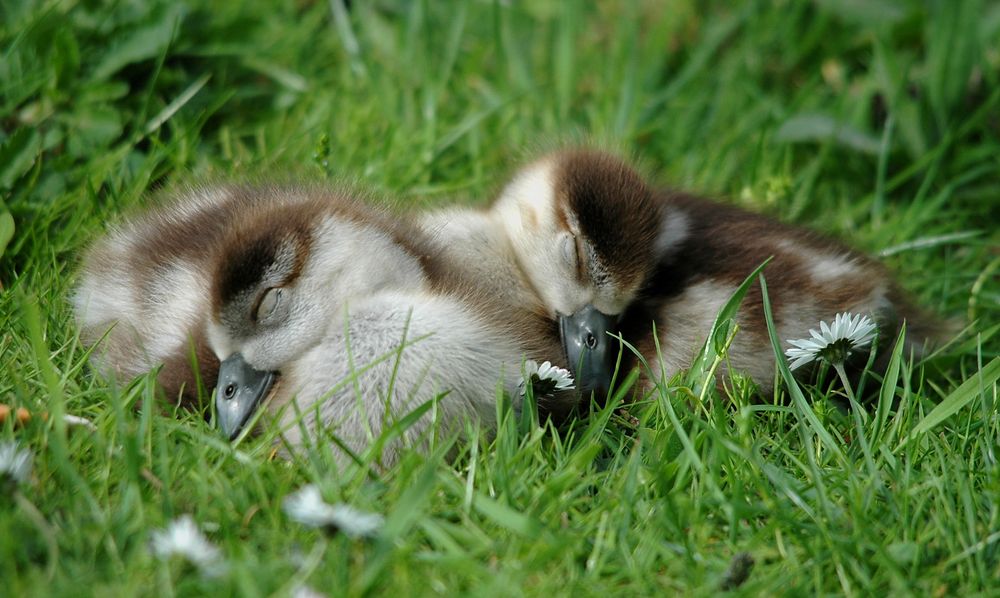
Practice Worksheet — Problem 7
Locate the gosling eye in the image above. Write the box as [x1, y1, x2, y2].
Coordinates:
[559, 233, 578, 270]
[255, 287, 282, 322]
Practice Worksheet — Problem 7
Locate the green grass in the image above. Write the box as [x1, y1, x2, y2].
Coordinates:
[2, 0, 1000, 595]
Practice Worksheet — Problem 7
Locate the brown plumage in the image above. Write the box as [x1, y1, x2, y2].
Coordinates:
[73, 185, 246, 408]
[200, 184, 582, 458]
[75, 183, 395, 409]
[554, 150, 663, 291]
[493, 148, 943, 396]
[76, 182, 576, 427]
[630, 190, 938, 391]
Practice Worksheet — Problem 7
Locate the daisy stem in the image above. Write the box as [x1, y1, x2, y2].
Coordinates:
[832, 363, 857, 406]
[833, 363, 878, 475]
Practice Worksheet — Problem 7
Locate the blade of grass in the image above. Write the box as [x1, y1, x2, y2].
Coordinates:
[758, 275, 846, 461]
[896, 356, 1000, 451]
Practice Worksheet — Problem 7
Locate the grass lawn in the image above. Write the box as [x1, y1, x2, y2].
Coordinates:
[2, 0, 999, 595]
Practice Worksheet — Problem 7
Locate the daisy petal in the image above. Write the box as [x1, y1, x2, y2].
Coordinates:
[150, 515, 226, 577]
[0, 441, 32, 488]
[784, 312, 879, 369]
[284, 484, 383, 539]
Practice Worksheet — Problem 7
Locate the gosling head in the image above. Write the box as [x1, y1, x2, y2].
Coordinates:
[494, 150, 688, 394]
[205, 186, 425, 439]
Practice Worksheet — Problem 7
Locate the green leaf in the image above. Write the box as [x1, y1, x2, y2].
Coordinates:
[931, 324, 1000, 360]
[368, 394, 440, 465]
[926, 0, 982, 125]
[896, 357, 1000, 451]
[887, 541, 920, 565]
[815, 0, 910, 25]
[758, 274, 846, 461]
[0, 207, 13, 259]
[0, 128, 41, 189]
[64, 106, 124, 156]
[687, 257, 772, 389]
[143, 73, 212, 135]
[872, 324, 906, 446]
[91, 5, 186, 81]
[360, 455, 443, 593]
[872, 38, 927, 159]
[241, 58, 308, 93]
[469, 493, 541, 537]
[878, 231, 983, 257]
[380, 459, 439, 540]
[775, 113, 881, 155]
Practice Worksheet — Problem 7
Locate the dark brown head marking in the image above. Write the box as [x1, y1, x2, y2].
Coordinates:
[555, 151, 662, 288]
[211, 210, 314, 323]
[218, 236, 283, 305]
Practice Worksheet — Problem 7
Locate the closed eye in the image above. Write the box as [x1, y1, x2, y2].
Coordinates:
[561, 233, 590, 281]
[575, 236, 590, 280]
[254, 287, 282, 322]
[560, 233, 578, 271]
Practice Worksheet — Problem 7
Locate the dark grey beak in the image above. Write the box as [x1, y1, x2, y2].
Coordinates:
[559, 305, 620, 396]
[216, 353, 276, 440]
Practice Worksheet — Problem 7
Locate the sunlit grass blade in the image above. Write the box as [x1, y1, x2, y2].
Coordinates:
[686, 258, 772, 396]
[758, 274, 845, 461]
[896, 356, 1000, 451]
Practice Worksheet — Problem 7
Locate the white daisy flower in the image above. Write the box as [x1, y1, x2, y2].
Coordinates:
[283, 484, 383, 539]
[519, 359, 576, 396]
[63, 414, 97, 431]
[785, 312, 878, 370]
[150, 515, 226, 577]
[0, 441, 32, 491]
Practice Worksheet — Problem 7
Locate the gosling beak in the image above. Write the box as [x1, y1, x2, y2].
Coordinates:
[558, 305, 620, 396]
[215, 353, 276, 440]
